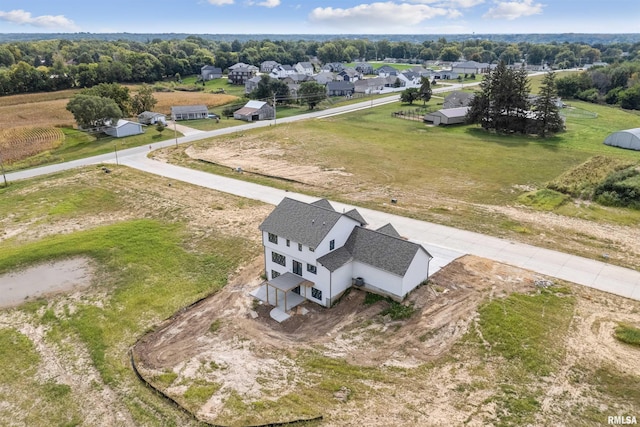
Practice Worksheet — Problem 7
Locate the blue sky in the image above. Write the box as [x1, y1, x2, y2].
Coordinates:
[0, 1, 638, 34]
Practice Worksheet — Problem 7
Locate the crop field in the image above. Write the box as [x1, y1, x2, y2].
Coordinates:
[0, 127, 64, 163]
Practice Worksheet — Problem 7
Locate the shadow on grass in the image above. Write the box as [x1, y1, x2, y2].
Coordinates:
[464, 127, 563, 151]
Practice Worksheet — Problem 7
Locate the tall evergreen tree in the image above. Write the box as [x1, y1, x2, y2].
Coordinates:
[419, 77, 432, 105]
[466, 61, 531, 134]
[533, 71, 565, 137]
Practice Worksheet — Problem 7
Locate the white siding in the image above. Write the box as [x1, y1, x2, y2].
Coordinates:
[315, 216, 360, 258]
[329, 263, 354, 305]
[401, 250, 431, 296]
[352, 262, 403, 299]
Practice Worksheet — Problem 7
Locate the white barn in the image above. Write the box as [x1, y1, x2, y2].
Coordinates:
[104, 120, 144, 138]
[424, 107, 470, 126]
[255, 198, 433, 315]
[604, 128, 640, 151]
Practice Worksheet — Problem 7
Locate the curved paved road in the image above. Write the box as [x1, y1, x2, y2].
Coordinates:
[7, 87, 640, 301]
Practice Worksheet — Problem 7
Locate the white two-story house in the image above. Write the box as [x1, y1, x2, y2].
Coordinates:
[257, 198, 433, 311]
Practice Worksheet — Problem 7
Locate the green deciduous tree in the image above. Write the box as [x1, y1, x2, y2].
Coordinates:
[66, 94, 122, 129]
[298, 81, 327, 110]
[400, 87, 419, 105]
[82, 83, 131, 116]
[130, 84, 158, 115]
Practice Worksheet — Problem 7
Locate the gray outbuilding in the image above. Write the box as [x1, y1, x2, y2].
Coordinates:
[424, 107, 470, 126]
[604, 128, 640, 151]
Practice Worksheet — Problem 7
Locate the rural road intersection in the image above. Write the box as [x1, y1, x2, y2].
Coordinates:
[7, 90, 640, 302]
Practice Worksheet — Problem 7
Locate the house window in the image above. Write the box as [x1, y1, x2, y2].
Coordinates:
[298, 243, 303, 251]
[292, 260, 302, 276]
[330, 239, 335, 250]
[268, 233, 278, 244]
[311, 287, 322, 300]
[286, 239, 290, 247]
[309, 247, 315, 252]
[271, 270, 280, 279]
[272, 251, 285, 266]
[307, 264, 317, 274]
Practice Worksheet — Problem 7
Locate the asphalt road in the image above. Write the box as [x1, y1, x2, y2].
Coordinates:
[7, 80, 640, 301]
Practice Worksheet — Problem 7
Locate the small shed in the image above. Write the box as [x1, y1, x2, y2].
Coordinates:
[424, 107, 470, 126]
[233, 100, 275, 122]
[201, 65, 223, 80]
[604, 128, 640, 151]
[104, 120, 144, 138]
[137, 111, 166, 125]
[171, 105, 208, 121]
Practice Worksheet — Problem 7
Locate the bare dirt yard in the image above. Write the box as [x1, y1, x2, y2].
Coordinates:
[133, 253, 640, 426]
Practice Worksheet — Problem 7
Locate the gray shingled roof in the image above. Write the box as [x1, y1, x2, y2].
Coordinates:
[376, 223, 401, 238]
[344, 209, 367, 225]
[345, 227, 429, 276]
[317, 246, 353, 272]
[171, 105, 208, 115]
[260, 198, 358, 249]
[311, 199, 335, 211]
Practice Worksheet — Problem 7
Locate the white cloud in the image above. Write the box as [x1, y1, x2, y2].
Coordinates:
[207, 0, 234, 5]
[309, 2, 458, 31]
[245, 0, 281, 7]
[0, 9, 77, 29]
[483, 0, 543, 20]
[408, 0, 485, 7]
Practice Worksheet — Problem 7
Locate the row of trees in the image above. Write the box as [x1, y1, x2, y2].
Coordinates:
[555, 62, 640, 110]
[466, 64, 564, 137]
[1, 36, 639, 96]
[66, 83, 157, 129]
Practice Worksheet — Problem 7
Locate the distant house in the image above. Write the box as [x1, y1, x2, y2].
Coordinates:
[260, 60, 280, 73]
[171, 105, 209, 121]
[137, 111, 166, 125]
[337, 68, 361, 82]
[228, 62, 257, 71]
[233, 100, 275, 122]
[354, 77, 386, 94]
[270, 64, 295, 79]
[322, 62, 345, 73]
[326, 81, 355, 97]
[354, 62, 374, 75]
[432, 70, 458, 80]
[313, 71, 336, 85]
[201, 65, 223, 80]
[294, 61, 314, 76]
[444, 91, 475, 109]
[228, 65, 258, 85]
[375, 65, 397, 77]
[424, 107, 470, 126]
[452, 61, 490, 75]
[104, 119, 144, 138]
[244, 75, 262, 94]
[254, 198, 433, 315]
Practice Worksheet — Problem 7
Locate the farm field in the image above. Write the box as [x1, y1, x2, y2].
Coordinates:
[1, 164, 639, 426]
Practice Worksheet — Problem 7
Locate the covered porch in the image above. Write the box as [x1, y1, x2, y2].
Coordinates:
[250, 273, 314, 322]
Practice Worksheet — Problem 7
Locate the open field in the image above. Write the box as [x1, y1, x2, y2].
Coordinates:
[1, 163, 639, 426]
[167, 97, 640, 271]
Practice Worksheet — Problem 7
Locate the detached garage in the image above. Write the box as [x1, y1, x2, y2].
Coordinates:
[604, 128, 640, 151]
[424, 107, 469, 126]
[104, 120, 144, 138]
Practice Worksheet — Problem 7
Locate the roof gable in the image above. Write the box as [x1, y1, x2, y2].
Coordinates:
[259, 198, 358, 248]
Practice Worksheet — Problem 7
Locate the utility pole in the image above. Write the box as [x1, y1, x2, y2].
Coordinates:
[0, 150, 7, 187]
[273, 93, 277, 126]
[114, 141, 119, 166]
[173, 119, 178, 147]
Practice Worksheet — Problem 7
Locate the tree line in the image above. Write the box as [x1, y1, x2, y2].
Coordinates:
[1, 36, 639, 96]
